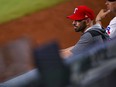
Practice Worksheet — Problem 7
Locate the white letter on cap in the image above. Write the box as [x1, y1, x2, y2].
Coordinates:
[74, 8, 78, 13]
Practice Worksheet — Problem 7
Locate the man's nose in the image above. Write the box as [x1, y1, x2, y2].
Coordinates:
[72, 21, 76, 25]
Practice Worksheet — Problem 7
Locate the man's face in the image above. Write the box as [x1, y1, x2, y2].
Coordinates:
[72, 19, 87, 33]
[106, 0, 116, 14]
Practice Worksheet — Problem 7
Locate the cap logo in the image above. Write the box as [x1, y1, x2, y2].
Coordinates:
[74, 8, 78, 14]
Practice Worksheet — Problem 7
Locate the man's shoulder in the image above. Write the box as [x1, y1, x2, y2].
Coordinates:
[110, 17, 116, 25]
[84, 28, 104, 37]
[82, 31, 92, 37]
[85, 28, 110, 41]
[80, 32, 93, 41]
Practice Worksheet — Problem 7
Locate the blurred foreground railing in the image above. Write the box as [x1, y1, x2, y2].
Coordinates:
[1, 38, 116, 87]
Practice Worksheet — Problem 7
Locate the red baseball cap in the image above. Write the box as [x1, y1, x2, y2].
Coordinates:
[67, 5, 95, 20]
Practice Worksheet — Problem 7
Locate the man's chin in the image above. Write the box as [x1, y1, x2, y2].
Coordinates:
[107, 7, 110, 11]
[74, 29, 79, 32]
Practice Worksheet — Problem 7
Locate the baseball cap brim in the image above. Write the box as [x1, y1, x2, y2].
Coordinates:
[67, 14, 85, 20]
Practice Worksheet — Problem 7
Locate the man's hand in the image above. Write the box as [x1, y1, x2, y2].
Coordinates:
[96, 9, 111, 25]
[60, 46, 74, 59]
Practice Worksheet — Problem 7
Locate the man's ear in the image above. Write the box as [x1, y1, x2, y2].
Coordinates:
[86, 18, 91, 26]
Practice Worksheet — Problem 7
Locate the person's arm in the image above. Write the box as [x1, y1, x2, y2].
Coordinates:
[71, 32, 93, 55]
[96, 9, 110, 25]
[60, 46, 74, 59]
[61, 32, 93, 58]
